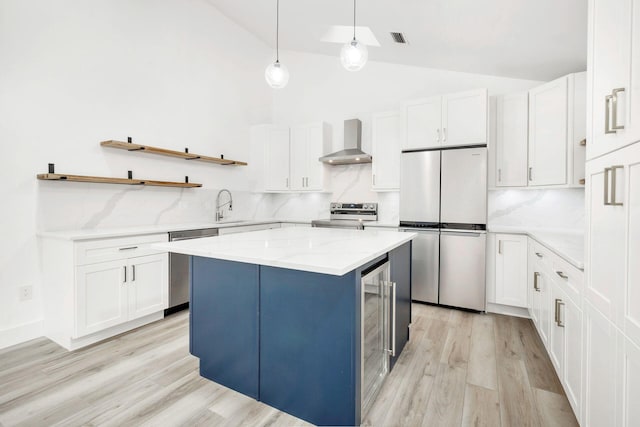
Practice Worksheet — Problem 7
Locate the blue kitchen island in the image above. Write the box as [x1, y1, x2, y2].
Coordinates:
[156, 227, 415, 426]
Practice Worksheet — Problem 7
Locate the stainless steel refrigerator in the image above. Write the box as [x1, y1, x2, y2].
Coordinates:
[399, 146, 487, 311]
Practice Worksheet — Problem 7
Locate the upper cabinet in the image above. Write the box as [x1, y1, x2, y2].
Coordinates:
[371, 112, 401, 191]
[290, 123, 330, 191]
[496, 92, 529, 187]
[261, 123, 330, 193]
[493, 73, 586, 189]
[264, 127, 291, 192]
[442, 89, 489, 147]
[588, 0, 640, 159]
[528, 72, 586, 187]
[403, 89, 488, 150]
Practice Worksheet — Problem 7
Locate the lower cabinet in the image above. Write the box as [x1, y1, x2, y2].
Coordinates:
[583, 301, 617, 427]
[77, 253, 168, 337]
[41, 233, 169, 350]
[495, 233, 528, 307]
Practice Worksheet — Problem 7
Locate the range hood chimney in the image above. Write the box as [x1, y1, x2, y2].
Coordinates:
[319, 119, 372, 165]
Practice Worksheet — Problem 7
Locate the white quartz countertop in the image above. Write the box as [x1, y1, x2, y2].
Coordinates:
[153, 227, 417, 276]
[38, 219, 310, 241]
[488, 226, 584, 269]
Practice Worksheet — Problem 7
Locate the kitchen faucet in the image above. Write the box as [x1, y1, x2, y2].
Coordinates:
[215, 189, 233, 222]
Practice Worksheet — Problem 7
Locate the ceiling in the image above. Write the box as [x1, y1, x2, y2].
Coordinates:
[206, 0, 587, 81]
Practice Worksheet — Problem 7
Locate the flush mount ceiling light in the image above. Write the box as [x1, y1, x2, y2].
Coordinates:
[340, 0, 368, 72]
[265, 0, 289, 89]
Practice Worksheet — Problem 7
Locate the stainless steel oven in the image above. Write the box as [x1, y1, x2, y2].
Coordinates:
[311, 202, 378, 230]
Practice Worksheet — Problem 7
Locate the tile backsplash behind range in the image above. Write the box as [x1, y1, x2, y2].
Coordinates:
[266, 164, 400, 224]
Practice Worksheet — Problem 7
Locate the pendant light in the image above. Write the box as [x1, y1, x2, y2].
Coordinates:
[340, 0, 368, 71]
[265, 0, 289, 89]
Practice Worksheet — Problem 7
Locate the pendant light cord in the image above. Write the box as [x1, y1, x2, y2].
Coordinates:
[353, 0, 356, 40]
[276, 0, 280, 62]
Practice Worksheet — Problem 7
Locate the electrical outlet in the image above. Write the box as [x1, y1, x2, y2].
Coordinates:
[19, 285, 33, 301]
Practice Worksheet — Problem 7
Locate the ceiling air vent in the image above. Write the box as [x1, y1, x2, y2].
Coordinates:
[390, 32, 407, 44]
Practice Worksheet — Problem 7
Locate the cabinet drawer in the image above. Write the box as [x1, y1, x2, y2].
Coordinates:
[75, 233, 168, 266]
[551, 256, 583, 306]
[530, 240, 553, 270]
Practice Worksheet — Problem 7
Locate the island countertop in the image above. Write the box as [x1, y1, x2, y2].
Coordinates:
[154, 227, 417, 276]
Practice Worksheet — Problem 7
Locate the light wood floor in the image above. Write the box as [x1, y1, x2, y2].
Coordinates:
[0, 304, 577, 427]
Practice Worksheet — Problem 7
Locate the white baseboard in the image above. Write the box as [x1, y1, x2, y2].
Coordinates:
[0, 319, 44, 350]
[486, 302, 530, 318]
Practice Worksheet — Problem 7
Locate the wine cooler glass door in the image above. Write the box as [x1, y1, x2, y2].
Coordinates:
[361, 261, 391, 417]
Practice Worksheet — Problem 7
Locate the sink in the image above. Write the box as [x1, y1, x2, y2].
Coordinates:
[215, 220, 250, 225]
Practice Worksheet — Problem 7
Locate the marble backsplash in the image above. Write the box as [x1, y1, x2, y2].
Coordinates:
[488, 188, 585, 231]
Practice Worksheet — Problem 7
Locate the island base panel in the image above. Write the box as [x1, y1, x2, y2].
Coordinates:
[259, 267, 360, 426]
[190, 257, 259, 399]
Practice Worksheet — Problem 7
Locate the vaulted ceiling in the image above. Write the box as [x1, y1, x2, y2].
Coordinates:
[206, 0, 587, 81]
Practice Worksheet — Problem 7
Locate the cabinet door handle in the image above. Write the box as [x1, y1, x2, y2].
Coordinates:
[556, 271, 568, 280]
[528, 167, 533, 182]
[611, 165, 624, 206]
[123, 266, 127, 283]
[604, 167, 611, 205]
[132, 265, 136, 281]
[302, 177, 304, 187]
[498, 168, 502, 182]
[498, 240, 503, 254]
[119, 246, 138, 251]
[535, 252, 543, 258]
[558, 300, 565, 327]
[373, 174, 376, 186]
[389, 281, 397, 357]
[436, 128, 440, 143]
[443, 127, 447, 142]
[534, 272, 540, 291]
[605, 94, 615, 134]
[286, 178, 289, 188]
[612, 88, 625, 130]
[306, 177, 309, 187]
[554, 298, 560, 325]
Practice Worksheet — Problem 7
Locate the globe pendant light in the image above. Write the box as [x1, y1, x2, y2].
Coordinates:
[265, 0, 289, 89]
[340, 0, 368, 71]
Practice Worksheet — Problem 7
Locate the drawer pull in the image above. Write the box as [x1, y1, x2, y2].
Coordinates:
[535, 252, 543, 258]
[556, 271, 568, 280]
[119, 246, 139, 251]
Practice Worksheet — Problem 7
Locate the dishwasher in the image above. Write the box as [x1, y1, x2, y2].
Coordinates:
[166, 228, 219, 315]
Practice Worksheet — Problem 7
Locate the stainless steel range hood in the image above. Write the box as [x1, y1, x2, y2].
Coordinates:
[319, 119, 372, 165]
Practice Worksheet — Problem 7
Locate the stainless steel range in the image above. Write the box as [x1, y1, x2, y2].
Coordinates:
[312, 202, 378, 230]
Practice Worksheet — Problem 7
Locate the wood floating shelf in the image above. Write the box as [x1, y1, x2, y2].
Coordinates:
[100, 140, 248, 166]
[37, 173, 202, 188]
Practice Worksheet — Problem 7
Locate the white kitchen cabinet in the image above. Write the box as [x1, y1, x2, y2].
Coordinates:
[265, 127, 291, 191]
[585, 143, 639, 328]
[41, 233, 169, 350]
[548, 280, 583, 422]
[583, 301, 618, 427]
[76, 259, 128, 337]
[403, 96, 442, 150]
[290, 123, 329, 191]
[496, 92, 529, 187]
[128, 254, 168, 319]
[371, 112, 401, 191]
[528, 73, 586, 187]
[587, 0, 640, 160]
[262, 123, 329, 193]
[403, 89, 487, 150]
[618, 333, 640, 427]
[441, 89, 488, 147]
[494, 234, 528, 308]
[562, 292, 583, 421]
[77, 253, 168, 337]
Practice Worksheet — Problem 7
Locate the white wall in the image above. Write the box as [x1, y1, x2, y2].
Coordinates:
[268, 50, 544, 220]
[0, 0, 272, 347]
